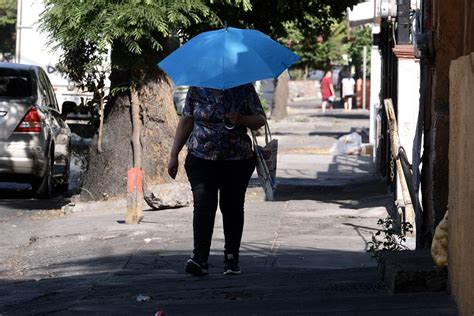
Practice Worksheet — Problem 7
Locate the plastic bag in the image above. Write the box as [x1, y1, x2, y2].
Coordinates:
[330, 132, 362, 155]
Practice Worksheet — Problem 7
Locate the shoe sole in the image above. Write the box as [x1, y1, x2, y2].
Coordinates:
[223, 269, 241, 275]
[185, 260, 208, 276]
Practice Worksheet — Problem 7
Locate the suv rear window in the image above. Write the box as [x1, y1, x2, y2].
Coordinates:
[0, 68, 32, 98]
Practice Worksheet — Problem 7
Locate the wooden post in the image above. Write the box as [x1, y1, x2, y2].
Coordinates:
[125, 86, 144, 224]
[384, 99, 416, 234]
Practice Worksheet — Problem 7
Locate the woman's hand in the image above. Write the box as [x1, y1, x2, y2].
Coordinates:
[226, 113, 265, 130]
[167, 155, 179, 179]
[167, 116, 194, 179]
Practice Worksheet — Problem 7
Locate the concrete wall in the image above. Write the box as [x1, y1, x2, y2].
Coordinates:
[396, 59, 420, 188]
[449, 53, 474, 316]
[369, 25, 382, 150]
[395, 58, 421, 232]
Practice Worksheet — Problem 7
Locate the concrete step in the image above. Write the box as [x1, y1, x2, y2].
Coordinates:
[379, 250, 448, 294]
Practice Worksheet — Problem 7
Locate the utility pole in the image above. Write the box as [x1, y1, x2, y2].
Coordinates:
[15, 0, 23, 63]
[362, 46, 367, 110]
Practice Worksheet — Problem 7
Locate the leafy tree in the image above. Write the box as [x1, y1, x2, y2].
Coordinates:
[282, 15, 372, 82]
[187, 0, 359, 119]
[288, 18, 350, 74]
[348, 25, 372, 78]
[40, 0, 250, 199]
[0, 0, 16, 61]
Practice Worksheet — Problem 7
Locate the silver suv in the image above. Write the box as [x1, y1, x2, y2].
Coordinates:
[0, 63, 71, 198]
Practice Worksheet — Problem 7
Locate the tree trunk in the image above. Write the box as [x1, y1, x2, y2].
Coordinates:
[130, 86, 142, 168]
[125, 86, 144, 224]
[82, 72, 185, 200]
[271, 71, 289, 121]
[97, 89, 105, 153]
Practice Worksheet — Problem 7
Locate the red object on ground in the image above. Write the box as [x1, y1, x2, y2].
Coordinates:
[155, 311, 166, 316]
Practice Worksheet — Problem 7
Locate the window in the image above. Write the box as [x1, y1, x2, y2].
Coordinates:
[0, 68, 33, 98]
[38, 70, 58, 111]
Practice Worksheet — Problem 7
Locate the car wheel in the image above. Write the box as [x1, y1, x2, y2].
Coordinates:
[33, 157, 53, 199]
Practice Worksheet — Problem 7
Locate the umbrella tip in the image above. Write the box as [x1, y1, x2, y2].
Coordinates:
[224, 21, 228, 31]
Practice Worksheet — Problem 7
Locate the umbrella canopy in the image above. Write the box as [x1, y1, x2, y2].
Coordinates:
[158, 27, 300, 90]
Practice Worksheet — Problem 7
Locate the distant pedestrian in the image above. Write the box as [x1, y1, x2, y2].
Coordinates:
[341, 75, 356, 112]
[168, 83, 266, 277]
[320, 70, 335, 113]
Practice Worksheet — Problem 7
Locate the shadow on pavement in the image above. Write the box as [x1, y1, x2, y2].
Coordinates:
[272, 180, 390, 207]
[0, 248, 457, 315]
[309, 112, 370, 120]
[0, 188, 70, 211]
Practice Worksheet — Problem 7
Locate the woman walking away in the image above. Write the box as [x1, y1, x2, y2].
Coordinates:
[320, 70, 335, 113]
[168, 83, 266, 276]
[342, 74, 356, 112]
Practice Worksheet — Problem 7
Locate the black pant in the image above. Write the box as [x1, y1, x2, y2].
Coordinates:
[185, 154, 256, 262]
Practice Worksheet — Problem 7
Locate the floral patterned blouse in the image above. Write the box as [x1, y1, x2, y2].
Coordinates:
[182, 84, 265, 160]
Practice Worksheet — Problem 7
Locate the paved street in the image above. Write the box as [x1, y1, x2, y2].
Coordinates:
[0, 99, 456, 315]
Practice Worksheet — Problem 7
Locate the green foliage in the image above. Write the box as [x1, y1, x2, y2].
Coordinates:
[348, 25, 372, 77]
[40, 0, 360, 115]
[187, 0, 359, 40]
[0, 0, 16, 60]
[289, 68, 305, 80]
[0, 0, 15, 26]
[367, 217, 414, 262]
[40, 0, 214, 70]
[282, 17, 350, 72]
[283, 16, 372, 79]
[258, 95, 269, 114]
[40, 0, 359, 89]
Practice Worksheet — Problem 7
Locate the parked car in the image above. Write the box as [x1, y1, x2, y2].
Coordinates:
[308, 69, 324, 81]
[0, 63, 71, 197]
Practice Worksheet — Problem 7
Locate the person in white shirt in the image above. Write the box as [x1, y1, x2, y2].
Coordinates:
[341, 75, 356, 112]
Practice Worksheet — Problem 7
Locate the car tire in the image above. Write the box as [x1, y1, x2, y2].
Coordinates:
[33, 157, 53, 199]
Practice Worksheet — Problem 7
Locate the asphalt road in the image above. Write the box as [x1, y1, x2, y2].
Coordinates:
[0, 103, 457, 315]
[0, 184, 70, 221]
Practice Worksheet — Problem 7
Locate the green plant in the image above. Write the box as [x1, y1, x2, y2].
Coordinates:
[289, 69, 305, 80]
[367, 217, 414, 261]
[259, 95, 270, 114]
[0, 0, 16, 61]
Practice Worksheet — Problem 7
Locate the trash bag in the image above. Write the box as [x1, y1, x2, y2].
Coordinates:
[330, 132, 362, 155]
[432, 211, 448, 267]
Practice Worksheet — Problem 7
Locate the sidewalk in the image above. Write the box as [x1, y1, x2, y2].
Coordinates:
[0, 101, 456, 315]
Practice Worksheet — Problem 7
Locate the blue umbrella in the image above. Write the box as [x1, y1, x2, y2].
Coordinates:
[158, 26, 300, 90]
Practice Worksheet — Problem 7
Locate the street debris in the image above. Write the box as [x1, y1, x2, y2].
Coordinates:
[143, 237, 162, 244]
[61, 202, 76, 215]
[136, 294, 151, 302]
[330, 132, 362, 155]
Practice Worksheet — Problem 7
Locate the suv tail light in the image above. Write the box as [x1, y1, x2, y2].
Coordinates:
[15, 107, 42, 133]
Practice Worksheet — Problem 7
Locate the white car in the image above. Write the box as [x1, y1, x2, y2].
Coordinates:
[0, 63, 71, 197]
